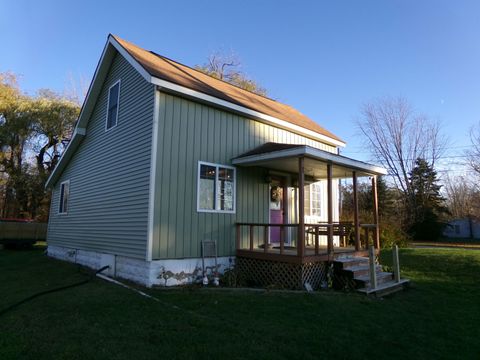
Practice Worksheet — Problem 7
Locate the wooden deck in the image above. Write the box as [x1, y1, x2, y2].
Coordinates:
[236, 222, 377, 264]
[237, 246, 370, 264]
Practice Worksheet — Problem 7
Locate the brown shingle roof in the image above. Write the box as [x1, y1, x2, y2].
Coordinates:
[112, 35, 343, 144]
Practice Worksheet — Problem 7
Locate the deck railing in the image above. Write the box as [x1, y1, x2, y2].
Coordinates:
[236, 222, 379, 258]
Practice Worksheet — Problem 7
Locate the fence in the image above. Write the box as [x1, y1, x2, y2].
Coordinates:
[0, 221, 48, 244]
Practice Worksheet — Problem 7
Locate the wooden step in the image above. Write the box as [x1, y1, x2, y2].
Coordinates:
[357, 279, 410, 297]
[333, 257, 369, 270]
[346, 264, 382, 278]
[355, 271, 393, 287]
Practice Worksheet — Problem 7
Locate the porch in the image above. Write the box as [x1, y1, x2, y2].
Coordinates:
[232, 143, 387, 289]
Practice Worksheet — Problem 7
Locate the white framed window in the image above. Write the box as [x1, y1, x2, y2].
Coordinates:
[106, 80, 121, 130]
[59, 180, 70, 214]
[197, 161, 236, 213]
[305, 182, 322, 217]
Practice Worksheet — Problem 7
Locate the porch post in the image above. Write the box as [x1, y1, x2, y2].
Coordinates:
[327, 163, 334, 254]
[298, 157, 305, 257]
[372, 175, 380, 250]
[353, 171, 360, 251]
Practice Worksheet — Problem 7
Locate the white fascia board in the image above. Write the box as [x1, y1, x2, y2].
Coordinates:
[146, 89, 161, 261]
[232, 146, 387, 176]
[305, 147, 388, 175]
[232, 147, 306, 165]
[108, 36, 152, 83]
[150, 76, 345, 148]
[45, 128, 86, 188]
[111, 35, 346, 148]
[45, 37, 118, 188]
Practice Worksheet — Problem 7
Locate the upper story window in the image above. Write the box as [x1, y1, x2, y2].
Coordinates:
[106, 80, 120, 130]
[59, 180, 70, 214]
[197, 162, 236, 213]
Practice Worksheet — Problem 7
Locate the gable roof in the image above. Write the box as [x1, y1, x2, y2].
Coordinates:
[112, 35, 343, 145]
[46, 34, 346, 188]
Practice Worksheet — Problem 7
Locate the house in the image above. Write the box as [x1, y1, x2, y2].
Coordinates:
[46, 34, 387, 288]
[443, 218, 480, 239]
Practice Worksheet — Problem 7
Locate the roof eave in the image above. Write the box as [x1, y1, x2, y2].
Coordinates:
[232, 145, 387, 176]
[46, 34, 347, 188]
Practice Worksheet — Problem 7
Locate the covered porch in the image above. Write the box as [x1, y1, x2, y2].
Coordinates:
[232, 143, 387, 289]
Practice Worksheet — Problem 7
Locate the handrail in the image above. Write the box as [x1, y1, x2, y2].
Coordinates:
[236, 222, 362, 257]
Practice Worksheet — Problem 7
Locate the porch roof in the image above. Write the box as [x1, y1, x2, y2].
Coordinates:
[232, 142, 387, 179]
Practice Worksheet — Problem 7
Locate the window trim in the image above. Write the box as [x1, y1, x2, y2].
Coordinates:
[105, 79, 121, 131]
[197, 161, 236, 214]
[58, 180, 70, 215]
[307, 182, 322, 218]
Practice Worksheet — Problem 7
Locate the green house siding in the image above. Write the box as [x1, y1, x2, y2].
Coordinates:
[47, 54, 155, 259]
[152, 92, 337, 260]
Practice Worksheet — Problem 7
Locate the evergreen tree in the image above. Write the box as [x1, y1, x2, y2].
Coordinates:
[408, 158, 449, 240]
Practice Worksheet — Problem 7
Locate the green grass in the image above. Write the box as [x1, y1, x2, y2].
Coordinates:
[1, 246, 479, 360]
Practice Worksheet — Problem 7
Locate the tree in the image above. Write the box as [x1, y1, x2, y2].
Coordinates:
[0, 72, 35, 217]
[408, 158, 449, 240]
[0, 72, 79, 219]
[340, 176, 408, 247]
[357, 97, 446, 202]
[195, 52, 267, 96]
[466, 122, 480, 176]
[32, 89, 79, 177]
[443, 175, 480, 220]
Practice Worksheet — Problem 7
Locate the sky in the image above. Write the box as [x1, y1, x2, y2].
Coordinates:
[1, 0, 480, 175]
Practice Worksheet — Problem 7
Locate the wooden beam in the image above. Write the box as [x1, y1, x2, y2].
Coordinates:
[298, 157, 305, 257]
[263, 225, 268, 253]
[249, 225, 254, 251]
[372, 175, 380, 250]
[353, 171, 360, 251]
[236, 224, 241, 250]
[327, 163, 334, 254]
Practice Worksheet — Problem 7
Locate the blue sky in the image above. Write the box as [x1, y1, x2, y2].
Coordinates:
[1, 0, 479, 172]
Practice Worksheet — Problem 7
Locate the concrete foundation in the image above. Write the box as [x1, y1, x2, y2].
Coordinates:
[47, 245, 234, 287]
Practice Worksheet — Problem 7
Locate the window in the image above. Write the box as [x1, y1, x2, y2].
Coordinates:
[59, 180, 70, 214]
[197, 162, 235, 213]
[106, 80, 120, 130]
[305, 182, 322, 217]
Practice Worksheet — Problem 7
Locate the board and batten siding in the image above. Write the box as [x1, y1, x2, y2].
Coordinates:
[47, 54, 155, 259]
[152, 92, 337, 260]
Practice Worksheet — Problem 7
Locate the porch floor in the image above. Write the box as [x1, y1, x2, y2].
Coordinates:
[244, 245, 357, 256]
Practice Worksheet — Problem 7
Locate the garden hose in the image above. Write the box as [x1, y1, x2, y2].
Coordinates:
[0, 265, 109, 317]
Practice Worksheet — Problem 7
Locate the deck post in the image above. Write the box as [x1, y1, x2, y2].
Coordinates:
[372, 175, 380, 250]
[368, 246, 377, 290]
[353, 171, 360, 251]
[236, 224, 240, 250]
[263, 225, 268, 253]
[327, 163, 334, 254]
[393, 245, 401, 282]
[298, 157, 305, 257]
[249, 225, 254, 251]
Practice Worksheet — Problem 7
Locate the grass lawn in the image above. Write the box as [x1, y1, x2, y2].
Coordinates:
[413, 237, 480, 249]
[1, 246, 479, 360]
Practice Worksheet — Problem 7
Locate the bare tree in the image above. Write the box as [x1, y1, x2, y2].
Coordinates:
[465, 122, 480, 176]
[195, 51, 267, 96]
[357, 97, 447, 199]
[443, 174, 480, 220]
